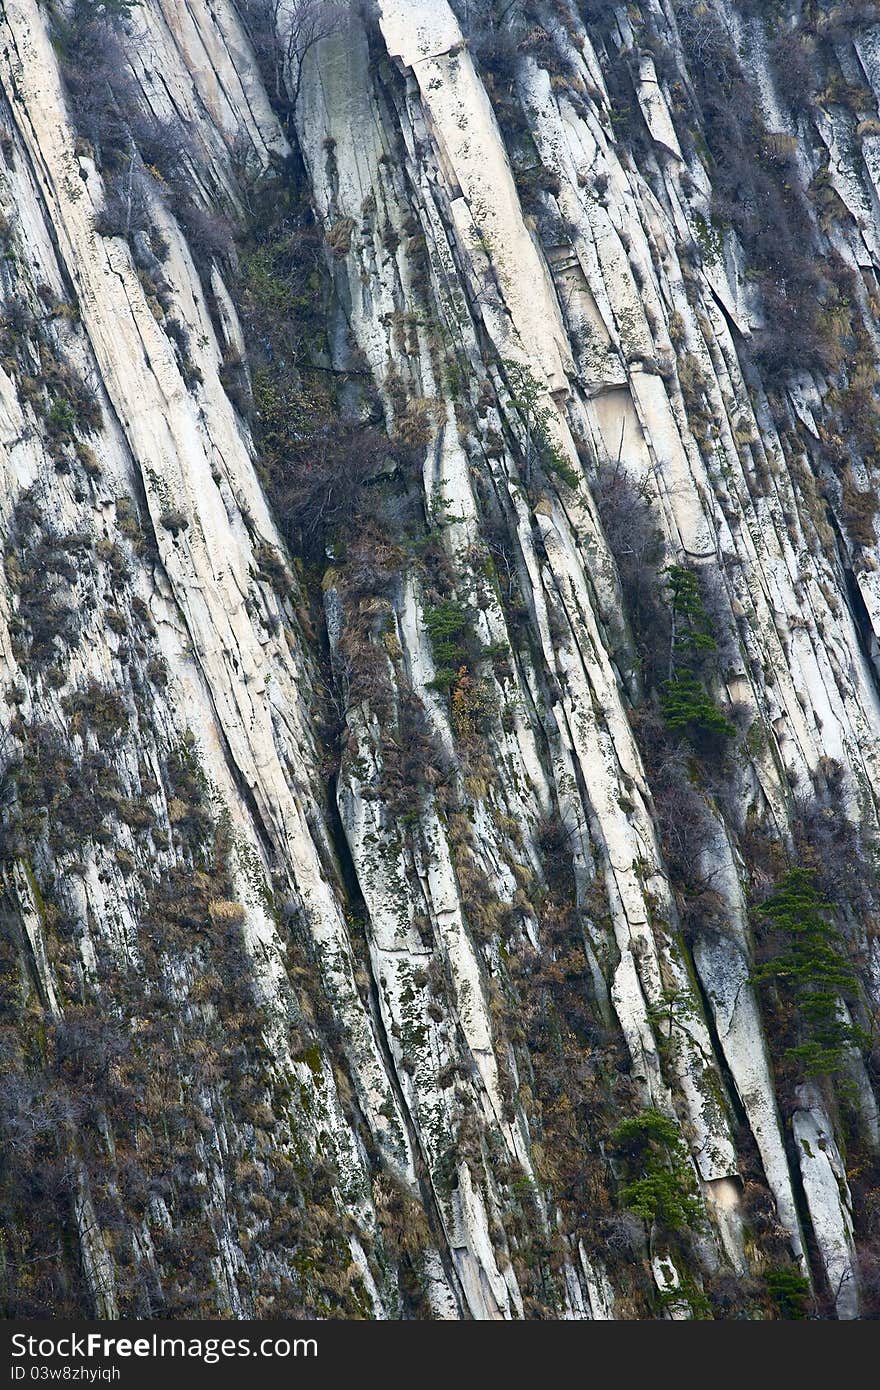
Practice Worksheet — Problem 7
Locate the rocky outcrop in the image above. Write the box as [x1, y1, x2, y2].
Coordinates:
[0, 0, 879, 1320]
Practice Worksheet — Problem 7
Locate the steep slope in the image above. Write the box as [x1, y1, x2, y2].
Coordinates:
[0, 0, 879, 1319]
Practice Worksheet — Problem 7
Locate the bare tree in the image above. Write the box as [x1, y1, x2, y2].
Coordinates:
[239, 0, 346, 111]
[672, 0, 736, 77]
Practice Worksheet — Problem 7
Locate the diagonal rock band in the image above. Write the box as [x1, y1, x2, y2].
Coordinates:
[0, 0, 876, 1321]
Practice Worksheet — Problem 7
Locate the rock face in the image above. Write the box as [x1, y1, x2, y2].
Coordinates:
[1, 0, 879, 1320]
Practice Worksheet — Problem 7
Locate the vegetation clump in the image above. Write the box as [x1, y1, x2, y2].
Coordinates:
[503, 360, 581, 491]
[610, 1109, 704, 1235]
[660, 565, 735, 747]
[754, 868, 865, 1079]
[764, 1265, 813, 1319]
[424, 599, 472, 689]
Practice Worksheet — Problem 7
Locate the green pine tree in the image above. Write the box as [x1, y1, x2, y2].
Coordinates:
[754, 868, 865, 1077]
[659, 565, 735, 745]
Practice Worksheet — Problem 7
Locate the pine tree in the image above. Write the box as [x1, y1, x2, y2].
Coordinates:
[755, 868, 865, 1077]
[659, 565, 735, 745]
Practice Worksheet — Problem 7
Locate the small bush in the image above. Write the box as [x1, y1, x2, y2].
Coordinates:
[764, 1266, 812, 1319]
[424, 599, 471, 677]
[610, 1109, 704, 1234]
[504, 359, 580, 491]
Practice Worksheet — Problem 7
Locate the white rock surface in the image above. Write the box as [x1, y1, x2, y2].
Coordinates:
[1, 0, 878, 1321]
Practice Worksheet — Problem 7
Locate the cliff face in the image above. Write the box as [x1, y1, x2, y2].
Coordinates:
[1, 0, 880, 1320]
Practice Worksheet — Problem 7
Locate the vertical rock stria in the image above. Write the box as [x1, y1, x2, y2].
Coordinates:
[1, 0, 879, 1320]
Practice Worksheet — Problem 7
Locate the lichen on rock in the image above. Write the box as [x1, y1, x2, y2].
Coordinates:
[0, 0, 879, 1321]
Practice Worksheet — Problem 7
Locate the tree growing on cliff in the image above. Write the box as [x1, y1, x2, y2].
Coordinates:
[660, 564, 735, 748]
[610, 1109, 704, 1236]
[754, 868, 866, 1079]
[239, 0, 345, 111]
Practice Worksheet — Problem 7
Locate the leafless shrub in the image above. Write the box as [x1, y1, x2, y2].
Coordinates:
[857, 1240, 880, 1316]
[271, 425, 396, 557]
[767, 28, 818, 111]
[673, 0, 737, 79]
[238, 0, 347, 111]
[592, 458, 668, 680]
[791, 764, 879, 914]
[633, 707, 717, 893]
[600, 1209, 645, 1260]
[704, 1269, 763, 1318]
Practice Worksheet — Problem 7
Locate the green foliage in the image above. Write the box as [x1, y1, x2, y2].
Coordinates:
[612, 1109, 682, 1150]
[660, 670, 736, 740]
[503, 359, 581, 490]
[56, 0, 138, 41]
[236, 163, 327, 477]
[234, 161, 414, 563]
[675, 0, 845, 383]
[4, 508, 91, 669]
[239, 237, 317, 323]
[764, 1266, 812, 1319]
[661, 564, 734, 746]
[424, 600, 471, 687]
[46, 398, 78, 436]
[656, 1276, 712, 1319]
[691, 211, 723, 264]
[665, 565, 717, 659]
[62, 680, 130, 742]
[754, 868, 865, 1078]
[618, 1169, 702, 1231]
[610, 1109, 704, 1234]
